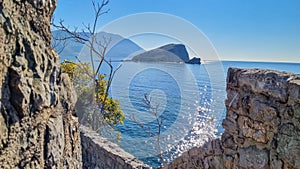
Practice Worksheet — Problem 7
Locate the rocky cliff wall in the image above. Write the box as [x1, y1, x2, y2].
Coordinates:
[0, 0, 81, 168]
[163, 68, 300, 169]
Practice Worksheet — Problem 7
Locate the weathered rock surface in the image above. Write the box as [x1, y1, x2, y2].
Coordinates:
[0, 0, 81, 168]
[163, 68, 300, 169]
[80, 126, 150, 169]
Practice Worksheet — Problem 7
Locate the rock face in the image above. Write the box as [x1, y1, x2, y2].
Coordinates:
[0, 0, 81, 168]
[132, 43, 200, 64]
[163, 68, 300, 169]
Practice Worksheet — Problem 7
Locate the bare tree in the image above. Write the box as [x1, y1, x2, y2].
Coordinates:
[51, 27, 68, 55]
[52, 0, 112, 89]
[51, 0, 122, 130]
[130, 93, 165, 166]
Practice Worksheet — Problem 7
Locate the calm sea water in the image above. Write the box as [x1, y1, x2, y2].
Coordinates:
[102, 61, 300, 167]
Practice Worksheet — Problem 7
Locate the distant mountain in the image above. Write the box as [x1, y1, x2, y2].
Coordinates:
[105, 39, 145, 61]
[131, 44, 201, 64]
[51, 30, 144, 61]
[51, 30, 84, 60]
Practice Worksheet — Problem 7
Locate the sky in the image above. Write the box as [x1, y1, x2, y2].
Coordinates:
[54, 0, 300, 63]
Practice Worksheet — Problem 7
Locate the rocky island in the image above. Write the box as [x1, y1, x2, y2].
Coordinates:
[131, 44, 201, 64]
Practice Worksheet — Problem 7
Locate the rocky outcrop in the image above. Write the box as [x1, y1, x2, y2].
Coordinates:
[131, 44, 200, 64]
[187, 57, 201, 64]
[80, 126, 150, 169]
[0, 0, 81, 168]
[163, 68, 300, 169]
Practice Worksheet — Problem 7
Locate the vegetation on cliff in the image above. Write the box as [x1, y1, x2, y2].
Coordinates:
[52, 0, 126, 132]
[61, 60, 124, 128]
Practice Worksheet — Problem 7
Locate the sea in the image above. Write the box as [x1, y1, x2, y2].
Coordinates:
[84, 60, 300, 168]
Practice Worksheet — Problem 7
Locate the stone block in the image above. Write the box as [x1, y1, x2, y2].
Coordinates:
[238, 146, 269, 169]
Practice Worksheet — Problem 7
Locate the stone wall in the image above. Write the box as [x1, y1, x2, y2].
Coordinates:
[163, 68, 300, 169]
[0, 0, 82, 168]
[80, 126, 150, 169]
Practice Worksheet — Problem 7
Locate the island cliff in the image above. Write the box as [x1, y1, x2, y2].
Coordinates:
[131, 44, 201, 64]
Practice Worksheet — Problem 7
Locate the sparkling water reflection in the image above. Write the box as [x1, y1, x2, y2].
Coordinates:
[106, 61, 225, 167]
[105, 61, 300, 168]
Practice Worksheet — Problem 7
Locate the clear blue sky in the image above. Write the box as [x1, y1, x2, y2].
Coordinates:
[54, 0, 300, 63]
